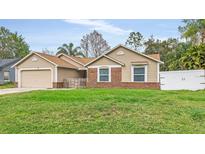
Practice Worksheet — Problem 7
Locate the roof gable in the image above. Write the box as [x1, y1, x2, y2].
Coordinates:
[12, 52, 77, 69]
[86, 44, 163, 66]
[86, 55, 125, 66]
[106, 45, 163, 63]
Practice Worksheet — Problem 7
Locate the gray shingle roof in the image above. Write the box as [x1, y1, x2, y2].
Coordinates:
[0, 58, 20, 68]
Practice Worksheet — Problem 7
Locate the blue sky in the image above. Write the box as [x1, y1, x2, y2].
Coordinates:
[0, 19, 183, 53]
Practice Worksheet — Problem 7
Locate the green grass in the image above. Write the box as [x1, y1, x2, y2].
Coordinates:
[0, 82, 15, 89]
[0, 88, 205, 134]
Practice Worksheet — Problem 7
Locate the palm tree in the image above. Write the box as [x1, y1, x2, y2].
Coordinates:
[56, 43, 85, 57]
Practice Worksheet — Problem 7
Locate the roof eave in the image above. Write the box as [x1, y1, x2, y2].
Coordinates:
[11, 52, 34, 68]
[103, 55, 125, 66]
[117, 44, 164, 63]
[85, 55, 125, 67]
[57, 66, 78, 70]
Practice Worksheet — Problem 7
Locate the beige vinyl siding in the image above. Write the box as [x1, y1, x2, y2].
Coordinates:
[16, 54, 55, 68]
[89, 56, 119, 66]
[57, 68, 84, 82]
[107, 47, 158, 82]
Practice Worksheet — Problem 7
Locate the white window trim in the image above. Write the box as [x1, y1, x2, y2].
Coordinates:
[131, 65, 147, 82]
[97, 66, 111, 82]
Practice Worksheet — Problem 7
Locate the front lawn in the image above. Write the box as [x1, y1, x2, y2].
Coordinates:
[0, 89, 205, 134]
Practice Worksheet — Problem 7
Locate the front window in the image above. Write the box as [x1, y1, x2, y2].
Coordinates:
[133, 66, 146, 82]
[99, 68, 110, 82]
[3, 71, 9, 81]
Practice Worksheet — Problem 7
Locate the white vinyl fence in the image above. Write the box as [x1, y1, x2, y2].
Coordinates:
[160, 70, 205, 90]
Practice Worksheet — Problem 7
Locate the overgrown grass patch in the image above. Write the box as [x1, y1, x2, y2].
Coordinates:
[0, 82, 15, 89]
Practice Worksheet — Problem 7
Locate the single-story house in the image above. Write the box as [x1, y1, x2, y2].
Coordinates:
[0, 58, 20, 85]
[12, 44, 163, 89]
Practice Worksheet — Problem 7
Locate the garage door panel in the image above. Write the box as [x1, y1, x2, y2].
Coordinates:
[21, 70, 52, 88]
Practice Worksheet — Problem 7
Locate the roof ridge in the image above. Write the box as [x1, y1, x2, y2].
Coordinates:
[65, 55, 95, 61]
[34, 52, 58, 57]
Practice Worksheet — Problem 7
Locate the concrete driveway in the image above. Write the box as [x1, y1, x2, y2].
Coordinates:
[0, 88, 46, 95]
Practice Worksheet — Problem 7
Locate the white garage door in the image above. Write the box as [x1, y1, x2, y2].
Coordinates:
[21, 70, 52, 88]
[160, 70, 205, 90]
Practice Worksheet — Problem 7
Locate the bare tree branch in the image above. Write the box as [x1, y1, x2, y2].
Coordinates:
[80, 30, 110, 57]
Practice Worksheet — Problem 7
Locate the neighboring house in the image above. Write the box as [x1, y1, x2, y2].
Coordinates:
[12, 44, 163, 89]
[0, 58, 20, 85]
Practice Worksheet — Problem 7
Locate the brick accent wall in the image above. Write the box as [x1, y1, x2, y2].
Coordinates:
[53, 82, 64, 88]
[87, 67, 160, 89]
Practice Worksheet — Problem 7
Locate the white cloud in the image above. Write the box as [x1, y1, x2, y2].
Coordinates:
[64, 19, 132, 35]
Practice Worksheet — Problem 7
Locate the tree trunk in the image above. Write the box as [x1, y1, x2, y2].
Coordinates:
[201, 31, 205, 44]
